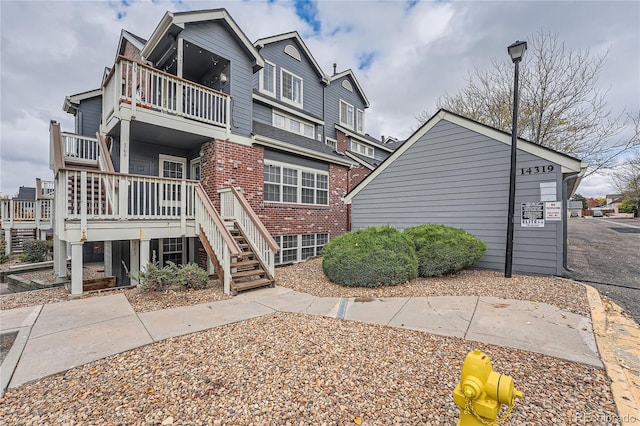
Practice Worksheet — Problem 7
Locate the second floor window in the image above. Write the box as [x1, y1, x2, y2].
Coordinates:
[281, 69, 303, 106]
[264, 162, 328, 205]
[261, 61, 276, 96]
[356, 109, 364, 134]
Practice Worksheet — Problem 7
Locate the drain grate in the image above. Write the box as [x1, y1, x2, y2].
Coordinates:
[610, 227, 640, 234]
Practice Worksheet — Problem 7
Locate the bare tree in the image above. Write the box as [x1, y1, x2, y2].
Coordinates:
[610, 153, 640, 216]
[420, 31, 640, 175]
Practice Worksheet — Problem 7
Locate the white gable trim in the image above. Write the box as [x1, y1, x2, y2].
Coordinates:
[63, 89, 103, 113]
[344, 151, 375, 170]
[142, 9, 264, 70]
[344, 110, 586, 203]
[255, 32, 329, 83]
[330, 70, 370, 108]
[335, 124, 393, 153]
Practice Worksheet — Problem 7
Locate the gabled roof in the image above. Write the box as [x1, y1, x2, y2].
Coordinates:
[117, 29, 146, 57]
[344, 109, 588, 203]
[254, 31, 329, 84]
[141, 9, 264, 72]
[329, 69, 370, 108]
[344, 151, 377, 170]
[336, 124, 394, 153]
[252, 121, 355, 167]
[62, 88, 102, 114]
[15, 186, 36, 201]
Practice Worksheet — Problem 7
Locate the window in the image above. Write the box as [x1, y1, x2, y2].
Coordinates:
[159, 154, 186, 208]
[260, 61, 276, 96]
[350, 140, 374, 158]
[340, 100, 355, 129]
[273, 112, 315, 139]
[162, 237, 184, 266]
[274, 233, 329, 265]
[264, 161, 329, 205]
[281, 69, 303, 106]
[190, 157, 201, 181]
[325, 138, 337, 150]
[356, 109, 364, 134]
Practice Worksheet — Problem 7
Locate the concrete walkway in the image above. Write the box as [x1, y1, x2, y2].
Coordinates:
[1, 286, 604, 395]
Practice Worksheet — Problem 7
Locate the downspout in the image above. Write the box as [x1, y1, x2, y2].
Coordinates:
[562, 172, 579, 272]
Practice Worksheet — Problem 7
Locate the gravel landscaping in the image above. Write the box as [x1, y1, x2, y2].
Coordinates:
[0, 258, 617, 424]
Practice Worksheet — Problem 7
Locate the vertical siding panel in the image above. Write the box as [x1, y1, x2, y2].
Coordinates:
[351, 120, 565, 276]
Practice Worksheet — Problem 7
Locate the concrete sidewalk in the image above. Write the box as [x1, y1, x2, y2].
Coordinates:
[1, 286, 604, 394]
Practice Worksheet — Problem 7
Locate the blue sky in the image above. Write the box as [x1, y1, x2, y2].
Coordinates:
[1, 0, 639, 198]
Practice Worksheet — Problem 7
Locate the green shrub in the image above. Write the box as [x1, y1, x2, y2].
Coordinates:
[403, 224, 486, 277]
[21, 239, 49, 263]
[0, 254, 8, 264]
[138, 257, 208, 292]
[322, 226, 418, 287]
[178, 262, 209, 289]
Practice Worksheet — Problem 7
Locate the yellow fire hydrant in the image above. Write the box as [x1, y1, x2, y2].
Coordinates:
[453, 349, 523, 425]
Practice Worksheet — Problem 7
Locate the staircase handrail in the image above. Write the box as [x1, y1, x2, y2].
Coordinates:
[230, 187, 279, 251]
[49, 121, 65, 176]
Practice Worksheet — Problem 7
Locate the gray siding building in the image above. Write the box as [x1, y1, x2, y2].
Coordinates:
[344, 110, 587, 276]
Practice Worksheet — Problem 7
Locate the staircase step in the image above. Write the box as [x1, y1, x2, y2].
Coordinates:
[232, 269, 266, 279]
[233, 259, 260, 268]
[232, 278, 273, 292]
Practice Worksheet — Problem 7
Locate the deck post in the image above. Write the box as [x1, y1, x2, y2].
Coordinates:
[53, 235, 67, 282]
[129, 240, 140, 285]
[104, 241, 113, 277]
[140, 239, 150, 274]
[70, 241, 84, 295]
[4, 229, 11, 256]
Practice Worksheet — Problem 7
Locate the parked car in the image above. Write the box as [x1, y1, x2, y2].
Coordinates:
[570, 211, 579, 217]
[593, 209, 604, 217]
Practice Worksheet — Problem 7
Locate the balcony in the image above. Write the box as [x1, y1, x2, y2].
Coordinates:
[102, 57, 231, 139]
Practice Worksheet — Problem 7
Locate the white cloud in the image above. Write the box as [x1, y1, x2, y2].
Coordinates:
[1, 0, 638, 198]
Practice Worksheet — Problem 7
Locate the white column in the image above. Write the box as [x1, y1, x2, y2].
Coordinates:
[104, 241, 113, 277]
[70, 242, 84, 295]
[140, 239, 150, 274]
[4, 229, 10, 255]
[120, 119, 130, 174]
[54, 235, 68, 282]
[207, 258, 215, 275]
[129, 240, 140, 285]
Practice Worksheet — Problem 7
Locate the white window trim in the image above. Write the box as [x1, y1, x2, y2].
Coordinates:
[264, 160, 329, 206]
[274, 233, 329, 265]
[190, 157, 201, 181]
[159, 154, 187, 177]
[339, 100, 355, 130]
[272, 111, 315, 139]
[356, 108, 365, 134]
[350, 140, 374, 158]
[259, 60, 276, 97]
[280, 68, 303, 108]
[325, 137, 337, 150]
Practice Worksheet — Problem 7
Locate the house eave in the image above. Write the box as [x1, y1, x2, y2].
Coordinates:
[254, 31, 327, 82]
[344, 151, 375, 170]
[335, 124, 393, 153]
[140, 11, 174, 59]
[253, 134, 355, 167]
[63, 88, 102, 114]
[253, 93, 325, 125]
[330, 70, 370, 108]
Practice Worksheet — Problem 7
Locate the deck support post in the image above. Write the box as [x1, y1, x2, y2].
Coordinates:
[104, 241, 113, 277]
[129, 240, 140, 285]
[53, 235, 68, 282]
[70, 241, 84, 295]
[4, 229, 10, 256]
[140, 239, 150, 275]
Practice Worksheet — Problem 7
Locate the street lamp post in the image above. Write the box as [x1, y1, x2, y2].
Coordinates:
[505, 40, 527, 278]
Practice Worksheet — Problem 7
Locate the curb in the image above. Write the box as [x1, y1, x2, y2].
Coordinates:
[584, 284, 640, 424]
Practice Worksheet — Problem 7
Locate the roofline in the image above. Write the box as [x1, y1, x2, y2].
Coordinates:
[141, 9, 264, 70]
[253, 92, 325, 125]
[330, 69, 370, 108]
[252, 134, 356, 167]
[335, 124, 394, 153]
[344, 109, 587, 203]
[254, 31, 329, 84]
[344, 151, 375, 170]
[63, 88, 102, 114]
[121, 29, 145, 51]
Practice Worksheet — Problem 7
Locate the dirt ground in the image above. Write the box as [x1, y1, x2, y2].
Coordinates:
[565, 216, 640, 324]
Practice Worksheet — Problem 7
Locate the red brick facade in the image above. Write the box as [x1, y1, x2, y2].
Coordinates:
[348, 164, 371, 190]
[200, 139, 349, 239]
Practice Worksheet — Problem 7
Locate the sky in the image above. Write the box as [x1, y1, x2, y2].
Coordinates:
[1, 0, 639, 198]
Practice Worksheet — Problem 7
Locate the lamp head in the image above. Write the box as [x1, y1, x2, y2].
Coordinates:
[507, 40, 527, 63]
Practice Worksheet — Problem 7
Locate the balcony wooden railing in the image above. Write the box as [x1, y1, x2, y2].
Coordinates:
[0, 199, 52, 228]
[61, 133, 99, 165]
[36, 178, 55, 199]
[103, 56, 231, 132]
[219, 187, 280, 277]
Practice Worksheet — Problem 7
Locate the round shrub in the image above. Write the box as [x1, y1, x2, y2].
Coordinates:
[403, 224, 486, 277]
[322, 226, 418, 287]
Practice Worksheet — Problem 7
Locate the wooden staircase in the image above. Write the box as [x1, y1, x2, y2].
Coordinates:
[11, 229, 36, 253]
[228, 223, 275, 295]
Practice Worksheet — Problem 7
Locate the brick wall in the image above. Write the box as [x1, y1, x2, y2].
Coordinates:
[348, 164, 371, 190]
[122, 41, 144, 63]
[336, 129, 349, 153]
[200, 139, 349, 239]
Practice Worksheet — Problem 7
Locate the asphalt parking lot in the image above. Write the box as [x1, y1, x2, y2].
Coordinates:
[565, 217, 640, 324]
